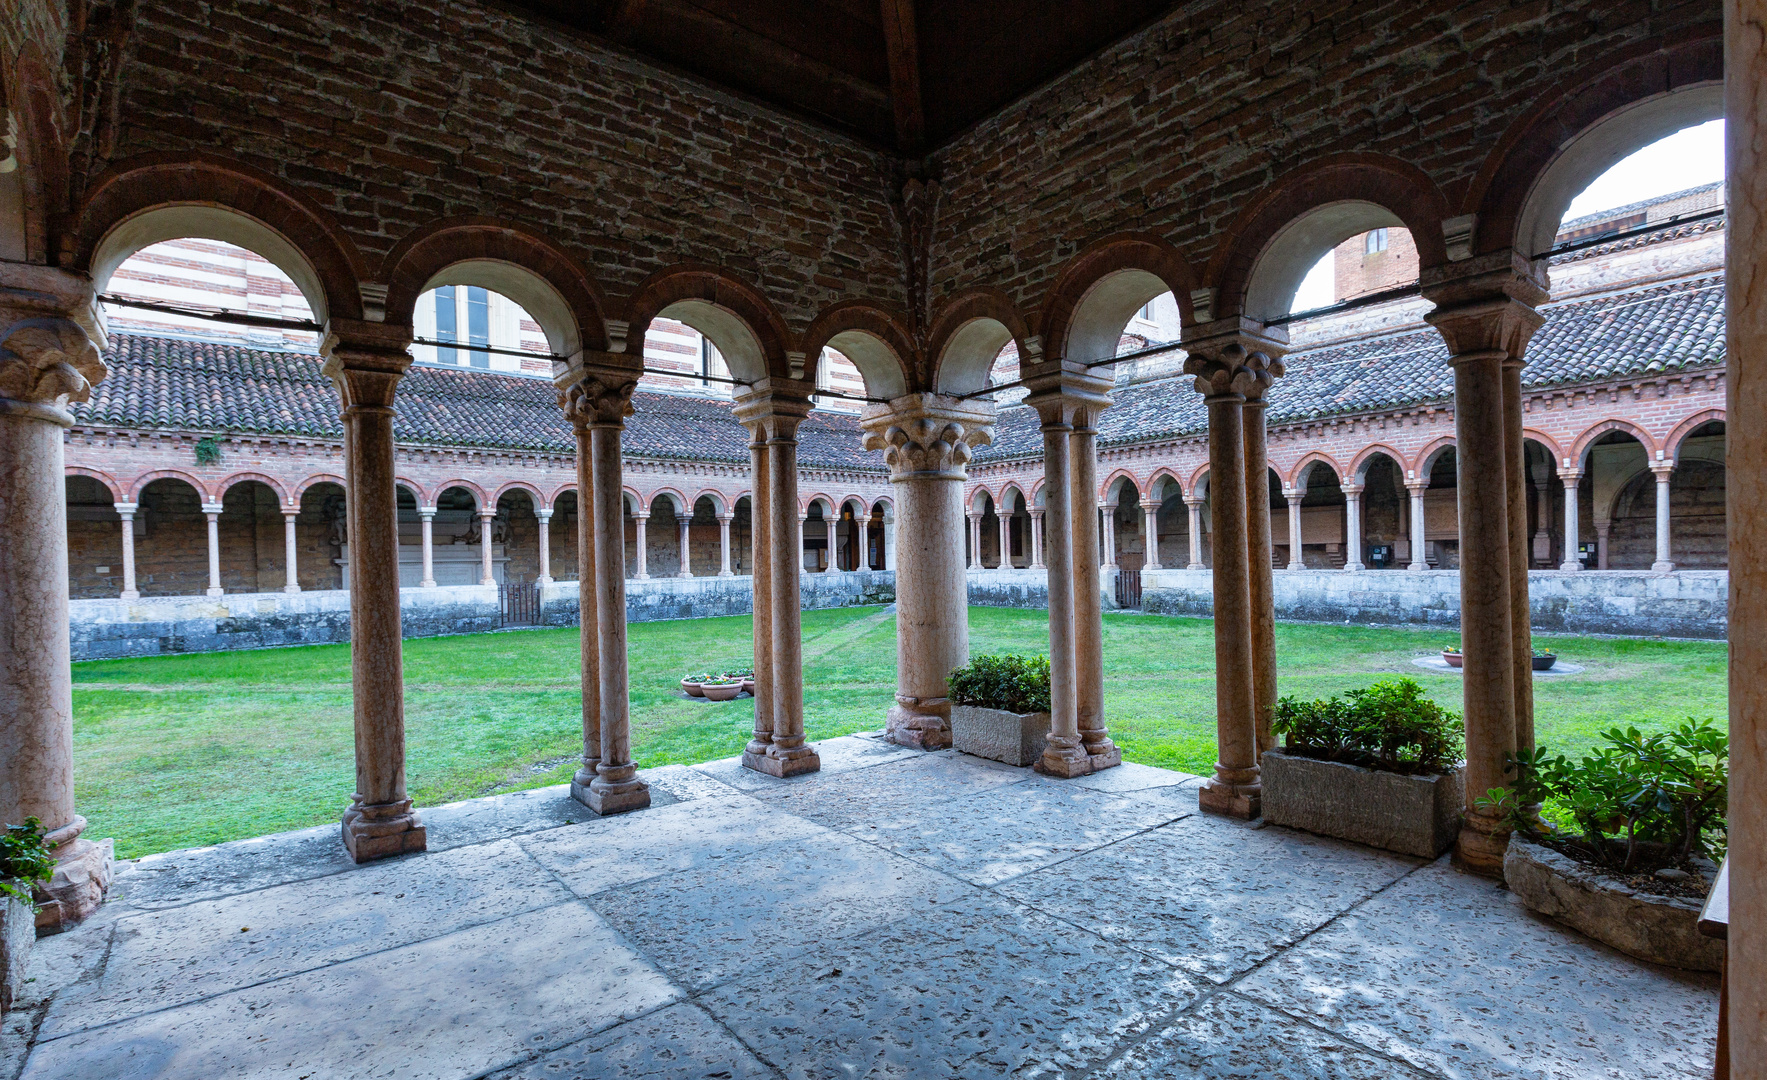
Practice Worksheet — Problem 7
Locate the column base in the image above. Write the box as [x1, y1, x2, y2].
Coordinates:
[1558, 562, 1580, 573]
[676, 572, 693, 579]
[1652, 561, 1675, 573]
[479, 578, 496, 587]
[1407, 563, 1428, 572]
[283, 584, 301, 594]
[1286, 562, 1304, 571]
[119, 590, 140, 600]
[536, 575, 554, 585]
[567, 761, 600, 805]
[420, 579, 437, 588]
[33, 817, 114, 932]
[205, 587, 224, 597]
[341, 797, 427, 863]
[886, 699, 952, 750]
[1197, 779, 1261, 819]
[1034, 737, 1093, 778]
[717, 570, 734, 578]
[1084, 741, 1123, 772]
[1453, 812, 1512, 878]
[744, 743, 821, 777]
[1186, 562, 1204, 571]
[577, 776, 650, 815]
[1343, 562, 1365, 572]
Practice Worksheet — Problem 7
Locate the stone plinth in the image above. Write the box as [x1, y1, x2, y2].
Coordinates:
[1261, 749, 1462, 858]
[1, 896, 33, 1012]
[951, 706, 1049, 767]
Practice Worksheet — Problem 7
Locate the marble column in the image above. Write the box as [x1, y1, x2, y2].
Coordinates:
[1185, 497, 1205, 569]
[1070, 412, 1119, 770]
[1596, 522, 1611, 569]
[1721, 6, 1767, 1065]
[735, 381, 820, 777]
[1502, 357, 1535, 759]
[418, 506, 438, 587]
[1099, 502, 1116, 568]
[1559, 471, 1583, 570]
[477, 509, 495, 586]
[322, 319, 426, 861]
[1029, 509, 1045, 568]
[116, 501, 140, 599]
[1245, 381, 1283, 761]
[1025, 380, 1081, 776]
[676, 512, 693, 577]
[798, 512, 808, 573]
[1283, 489, 1305, 569]
[743, 428, 774, 765]
[282, 508, 301, 593]
[883, 510, 896, 570]
[202, 502, 225, 596]
[1407, 484, 1430, 570]
[0, 268, 114, 928]
[1142, 504, 1162, 570]
[967, 511, 982, 570]
[632, 511, 650, 579]
[536, 508, 554, 584]
[717, 512, 734, 576]
[998, 507, 1013, 569]
[1424, 264, 1544, 876]
[1342, 482, 1366, 571]
[562, 416, 600, 801]
[862, 394, 995, 751]
[1651, 465, 1675, 572]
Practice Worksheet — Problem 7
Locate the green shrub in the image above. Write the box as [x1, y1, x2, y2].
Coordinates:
[1478, 717, 1727, 874]
[1272, 677, 1463, 776]
[947, 654, 1051, 714]
[0, 819, 53, 906]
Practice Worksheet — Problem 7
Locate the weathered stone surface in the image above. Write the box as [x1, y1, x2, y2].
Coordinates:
[751, 750, 1026, 831]
[1240, 860, 1719, 1079]
[1097, 992, 1410, 1079]
[1261, 749, 1463, 859]
[1066, 761, 1203, 794]
[21, 905, 679, 1080]
[951, 705, 1049, 767]
[691, 732, 918, 793]
[1504, 838, 1724, 972]
[486, 1002, 775, 1080]
[0, 898, 32, 1014]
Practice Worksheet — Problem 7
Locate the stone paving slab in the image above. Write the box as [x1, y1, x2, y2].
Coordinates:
[592, 829, 978, 993]
[487, 1002, 777, 1080]
[1237, 860, 1720, 1079]
[21, 904, 680, 1080]
[700, 892, 1202, 1079]
[691, 734, 920, 792]
[422, 783, 644, 849]
[40, 838, 568, 1039]
[114, 821, 357, 910]
[999, 818, 1422, 983]
[520, 794, 822, 897]
[863, 779, 1191, 886]
[1062, 761, 1205, 794]
[640, 762, 746, 802]
[752, 751, 1029, 832]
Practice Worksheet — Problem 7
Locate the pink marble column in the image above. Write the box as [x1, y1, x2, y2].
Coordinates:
[0, 268, 114, 928]
[562, 418, 600, 802]
[1029, 509, 1045, 568]
[1071, 411, 1120, 770]
[998, 506, 1013, 568]
[116, 501, 140, 599]
[536, 508, 554, 584]
[477, 509, 496, 585]
[967, 511, 982, 570]
[418, 506, 438, 587]
[322, 319, 426, 862]
[862, 393, 995, 751]
[1244, 378, 1284, 760]
[632, 511, 650, 579]
[1185, 497, 1205, 569]
[744, 429, 774, 762]
[1142, 504, 1162, 570]
[202, 502, 224, 596]
[282, 508, 301, 592]
[717, 512, 734, 576]
[676, 512, 693, 577]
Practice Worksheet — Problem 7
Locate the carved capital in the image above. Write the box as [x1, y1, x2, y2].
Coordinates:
[0, 317, 106, 410]
[559, 370, 639, 429]
[321, 319, 413, 410]
[1421, 251, 1548, 361]
[1020, 365, 1113, 430]
[733, 377, 815, 443]
[861, 393, 995, 481]
[1179, 318, 1287, 403]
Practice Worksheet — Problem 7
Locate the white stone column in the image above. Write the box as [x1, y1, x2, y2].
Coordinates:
[1407, 483, 1430, 570]
[1142, 504, 1162, 569]
[116, 501, 140, 599]
[1029, 509, 1045, 568]
[883, 510, 896, 571]
[201, 501, 225, 596]
[998, 508, 1013, 569]
[418, 506, 437, 587]
[798, 511, 809, 573]
[717, 512, 734, 576]
[1651, 465, 1675, 572]
[633, 510, 650, 579]
[1342, 482, 1365, 571]
[0, 282, 115, 928]
[676, 512, 693, 577]
[282, 508, 301, 592]
[536, 508, 554, 584]
[1284, 488, 1305, 569]
[1559, 470, 1582, 570]
[966, 510, 981, 570]
[1099, 502, 1116, 567]
[1185, 496, 1205, 569]
[477, 509, 496, 585]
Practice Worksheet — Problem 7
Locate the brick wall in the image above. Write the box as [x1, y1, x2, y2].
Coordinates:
[1334, 229, 1420, 302]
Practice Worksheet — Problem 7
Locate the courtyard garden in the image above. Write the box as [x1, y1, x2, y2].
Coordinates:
[70, 606, 1728, 858]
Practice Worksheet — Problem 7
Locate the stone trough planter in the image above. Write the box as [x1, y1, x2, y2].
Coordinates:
[1260, 748, 1463, 858]
[951, 706, 1048, 768]
[1, 895, 33, 1014]
[1504, 838, 1722, 971]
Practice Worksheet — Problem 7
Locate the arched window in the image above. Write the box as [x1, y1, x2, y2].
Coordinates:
[1364, 228, 1389, 254]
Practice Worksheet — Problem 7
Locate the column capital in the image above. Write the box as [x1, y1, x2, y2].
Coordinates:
[0, 314, 107, 421]
[1650, 463, 1676, 479]
[1406, 482, 1431, 496]
[200, 501, 225, 515]
[321, 319, 413, 409]
[1021, 365, 1113, 429]
[1282, 486, 1303, 502]
[1421, 252, 1547, 360]
[1179, 326, 1286, 404]
[281, 505, 300, 518]
[1340, 482, 1364, 497]
[114, 501, 138, 514]
[535, 508, 554, 520]
[477, 508, 495, 519]
[557, 361, 640, 430]
[633, 509, 651, 521]
[717, 511, 735, 523]
[860, 392, 996, 481]
[418, 505, 438, 517]
[732, 378, 815, 442]
[1558, 469, 1582, 483]
[1183, 495, 1204, 508]
[1029, 508, 1045, 518]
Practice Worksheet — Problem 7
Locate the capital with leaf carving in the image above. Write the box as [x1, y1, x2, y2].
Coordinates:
[732, 377, 816, 444]
[557, 352, 643, 430]
[1180, 317, 1288, 404]
[860, 393, 995, 482]
[1020, 361, 1113, 431]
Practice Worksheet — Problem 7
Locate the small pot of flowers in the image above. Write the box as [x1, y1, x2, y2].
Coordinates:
[722, 666, 756, 695]
[1532, 647, 1558, 671]
[1441, 643, 1463, 669]
[681, 672, 712, 697]
[700, 676, 746, 702]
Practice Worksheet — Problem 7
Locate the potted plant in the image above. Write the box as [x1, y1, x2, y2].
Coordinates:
[722, 666, 756, 695]
[1440, 642, 1463, 669]
[946, 654, 1051, 767]
[1479, 718, 1726, 971]
[680, 671, 712, 697]
[699, 676, 746, 702]
[1263, 677, 1464, 857]
[1, 819, 53, 1014]
[1532, 647, 1558, 671]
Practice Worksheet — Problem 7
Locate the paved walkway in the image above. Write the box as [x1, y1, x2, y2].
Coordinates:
[6, 735, 1719, 1079]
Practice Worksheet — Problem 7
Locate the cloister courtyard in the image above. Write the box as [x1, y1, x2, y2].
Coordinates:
[73, 607, 1727, 860]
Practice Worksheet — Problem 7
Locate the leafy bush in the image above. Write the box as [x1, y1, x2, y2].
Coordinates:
[0, 819, 53, 905]
[1478, 718, 1727, 874]
[1272, 677, 1463, 776]
[947, 654, 1051, 714]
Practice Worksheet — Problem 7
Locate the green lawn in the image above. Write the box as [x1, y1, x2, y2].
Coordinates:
[71, 606, 1728, 858]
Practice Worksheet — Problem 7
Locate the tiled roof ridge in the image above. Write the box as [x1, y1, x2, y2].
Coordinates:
[1556, 182, 1724, 233]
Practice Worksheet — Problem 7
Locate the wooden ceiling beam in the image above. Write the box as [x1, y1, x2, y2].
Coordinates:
[878, 0, 924, 154]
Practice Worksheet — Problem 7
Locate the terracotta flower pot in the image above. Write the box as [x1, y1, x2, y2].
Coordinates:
[681, 678, 706, 697]
[743, 678, 756, 695]
[1533, 654, 1558, 671]
[701, 682, 743, 701]
[1442, 650, 1464, 669]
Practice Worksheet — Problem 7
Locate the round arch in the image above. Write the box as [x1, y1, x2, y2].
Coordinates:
[690, 489, 730, 516]
[1289, 453, 1346, 489]
[1570, 418, 1659, 469]
[292, 473, 349, 502]
[547, 482, 581, 508]
[1350, 444, 1407, 482]
[1413, 438, 1458, 481]
[801, 302, 915, 400]
[1520, 429, 1566, 466]
[927, 288, 1034, 396]
[219, 471, 293, 506]
[433, 479, 490, 510]
[1039, 234, 1196, 364]
[869, 494, 895, 516]
[624, 265, 793, 383]
[129, 468, 213, 503]
[644, 488, 691, 517]
[64, 467, 124, 503]
[803, 494, 837, 518]
[1666, 409, 1727, 460]
[491, 480, 546, 509]
[393, 477, 430, 505]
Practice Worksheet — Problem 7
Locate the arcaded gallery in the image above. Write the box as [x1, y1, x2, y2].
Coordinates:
[0, 0, 1761, 1076]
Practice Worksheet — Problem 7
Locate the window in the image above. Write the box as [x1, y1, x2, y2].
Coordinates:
[1364, 228, 1389, 255]
[1138, 300, 1155, 320]
[413, 286, 540, 372]
[434, 285, 458, 365]
[700, 336, 717, 387]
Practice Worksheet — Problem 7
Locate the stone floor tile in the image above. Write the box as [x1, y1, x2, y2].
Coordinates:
[1088, 992, 1425, 1079]
[753, 752, 1030, 832]
[114, 822, 356, 910]
[1237, 861, 1720, 1080]
[863, 781, 1189, 886]
[423, 783, 648, 850]
[700, 892, 1202, 1079]
[21, 904, 680, 1080]
[1061, 761, 1205, 794]
[591, 831, 978, 992]
[998, 817, 1420, 982]
[486, 1002, 777, 1079]
[691, 734, 921, 793]
[39, 838, 567, 1038]
[641, 763, 746, 802]
[521, 795, 824, 897]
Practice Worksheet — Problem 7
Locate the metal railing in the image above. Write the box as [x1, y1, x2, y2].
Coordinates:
[498, 581, 541, 627]
[1114, 568, 1143, 610]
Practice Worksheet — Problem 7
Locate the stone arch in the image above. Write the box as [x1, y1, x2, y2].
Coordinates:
[547, 481, 581, 508]
[1147, 468, 1186, 502]
[1667, 409, 1727, 461]
[76, 153, 367, 324]
[1571, 418, 1659, 469]
[691, 489, 729, 516]
[1413, 438, 1458, 482]
[801, 301, 915, 400]
[1465, 30, 1722, 260]
[621, 488, 643, 514]
[803, 493, 837, 518]
[623, 265, 793, 383]
[1102, 470, 1141, 505]
[7, 47, 66, 264]
[927, 288, 1034, 396]
[380, 218, 607, 357]
[1038, 234, 1196, 365]
[64, 466, 124, 502]
[128, 468, 213, 503]
[219, 471, 293, 506]
[966, 485, 995, 515]
[869, 493, 895, 516]
[394, 477, 430, 506]
[433, 479, 490, 511]
[1521, 429, 1566, 467]
[1350, 444, 1407, 483]
[1288, 453, 1345, 490]
[293, 473, 349, 502]
[645, 488, 691, 516]
[1210, 154, 1450, 323]
[1187, 463, 1212, 497]
[491, 480, 546, 509]
[998, 482, 1027, 513]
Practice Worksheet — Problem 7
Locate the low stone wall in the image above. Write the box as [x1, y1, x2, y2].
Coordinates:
[70, 570, 898, 660]
[966, 568, 1051, 610]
